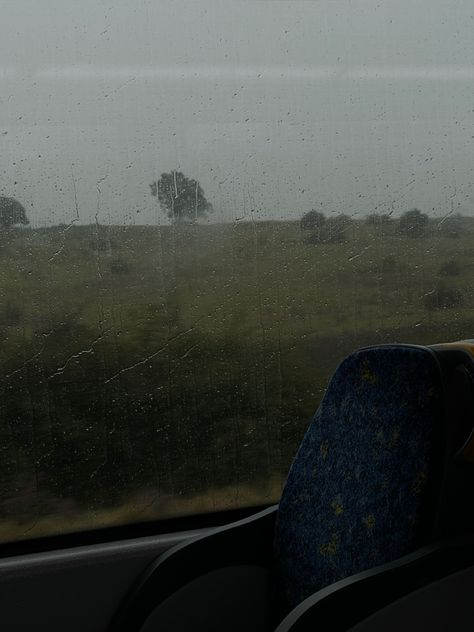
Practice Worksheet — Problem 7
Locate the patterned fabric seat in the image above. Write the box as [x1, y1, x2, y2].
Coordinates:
[274, 345, 448, 613]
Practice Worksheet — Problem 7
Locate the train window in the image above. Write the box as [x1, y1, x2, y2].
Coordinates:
[1, 0, 472, 543]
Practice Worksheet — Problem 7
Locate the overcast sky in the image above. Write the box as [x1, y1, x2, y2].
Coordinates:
[1, 0, 474, 226]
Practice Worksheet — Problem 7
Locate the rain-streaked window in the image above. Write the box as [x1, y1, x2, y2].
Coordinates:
[1, 0, 473, 542]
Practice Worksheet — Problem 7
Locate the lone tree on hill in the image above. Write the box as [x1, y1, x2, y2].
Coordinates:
[300, 210, 326, 231]
[300, 210, 326, 243]
[399, 208, 429, 238]
[0, 196, 29, 229]
[150, 171, 212, 224]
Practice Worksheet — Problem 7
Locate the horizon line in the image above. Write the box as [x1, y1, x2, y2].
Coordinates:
[2, 64, 474, 82]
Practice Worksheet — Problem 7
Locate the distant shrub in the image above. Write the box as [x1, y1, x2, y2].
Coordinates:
[324, 228, 345, 243]
[0, 196, 29, 229]
[97, 238, 109, 252]
[438, 214, 463, 239]
[110, 258, 132, 274]
[324, 215, 351, 243]
[424, 284, 464, 310]
[439, 259, 460, 277]
[300, 210, 326, 232]
[399, 209, 429, 238]
[307, 215, 350, 244]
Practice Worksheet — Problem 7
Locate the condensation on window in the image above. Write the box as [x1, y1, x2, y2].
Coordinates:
[0, 0, 473, 542]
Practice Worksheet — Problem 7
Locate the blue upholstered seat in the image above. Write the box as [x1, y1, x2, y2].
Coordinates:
[274, 345, 444, 612]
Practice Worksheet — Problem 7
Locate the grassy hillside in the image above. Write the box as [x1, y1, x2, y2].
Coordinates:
[0, 218, 473, 541]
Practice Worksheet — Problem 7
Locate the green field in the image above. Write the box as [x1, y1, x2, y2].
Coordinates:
[0, 218, 473, 541]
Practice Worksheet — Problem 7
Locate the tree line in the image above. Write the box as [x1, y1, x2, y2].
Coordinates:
[0, 171, 212, 228]
[300, 208, 465, 243]
[0, 172, 469, 235]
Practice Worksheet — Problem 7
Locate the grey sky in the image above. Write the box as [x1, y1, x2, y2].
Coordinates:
[1, 0, 474, 226]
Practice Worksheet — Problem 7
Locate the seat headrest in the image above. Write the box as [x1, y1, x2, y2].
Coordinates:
[274, 345, 445, 612]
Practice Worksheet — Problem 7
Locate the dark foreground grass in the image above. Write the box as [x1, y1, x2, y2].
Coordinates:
[0, 218, 473, 541]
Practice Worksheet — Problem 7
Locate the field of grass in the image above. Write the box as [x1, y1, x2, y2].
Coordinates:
[0, 217, 473, 541]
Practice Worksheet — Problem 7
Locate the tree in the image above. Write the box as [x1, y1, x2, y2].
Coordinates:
[0, 196, 29, 229]
[324, 215, 350, 243]
[300, 210, 326, 243]
[399, 208, 429, 238]
[300, 210, 326, 231]
[306, 214, 351, 245]
[149, 171, 212, 224]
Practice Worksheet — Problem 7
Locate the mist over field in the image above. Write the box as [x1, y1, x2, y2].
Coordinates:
[2, 0, 474, 226]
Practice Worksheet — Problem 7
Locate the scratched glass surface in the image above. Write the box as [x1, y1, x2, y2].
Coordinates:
[1, 0, 473, 541]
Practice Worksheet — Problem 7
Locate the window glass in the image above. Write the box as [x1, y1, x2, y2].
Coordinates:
[1, 0, 473, 542]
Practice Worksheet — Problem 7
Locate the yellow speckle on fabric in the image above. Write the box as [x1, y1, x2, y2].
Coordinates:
[412, 470, 428, 495]
[320, 440, 329, 459]
[361, 361, 378, 384]
[320, 533, 339, 556]
[363, 514, 376, 530]
[331, 496, 344, 516]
